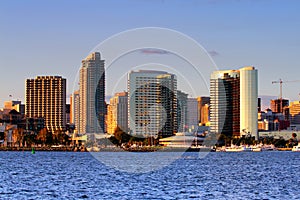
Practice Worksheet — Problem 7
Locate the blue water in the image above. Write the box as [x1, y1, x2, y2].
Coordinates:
[0, 151, 299, 199]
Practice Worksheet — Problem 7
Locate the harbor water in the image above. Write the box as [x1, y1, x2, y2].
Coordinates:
[0, 151, 299, 199]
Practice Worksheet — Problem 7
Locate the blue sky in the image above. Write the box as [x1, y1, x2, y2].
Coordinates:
[1, 0, 300, 106]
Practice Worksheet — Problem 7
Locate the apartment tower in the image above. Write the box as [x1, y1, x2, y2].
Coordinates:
[25, 76, 66, 132]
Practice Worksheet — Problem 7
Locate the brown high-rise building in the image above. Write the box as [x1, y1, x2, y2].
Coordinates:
[25, 76, 66, 132]
[197, 97, 210, 125]
[270, 99, 289, 113]
[210, 70, 240, 137]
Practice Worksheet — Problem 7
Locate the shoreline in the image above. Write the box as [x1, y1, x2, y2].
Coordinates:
[0, 146, 294, 152]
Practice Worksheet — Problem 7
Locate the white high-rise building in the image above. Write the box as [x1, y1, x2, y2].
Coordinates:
[128, 70, 177, 138]
[239, 66, 258, 138]
[210, 66, 258, 139]
[79, 52, 105, 134]
[25, 76, 66, 132]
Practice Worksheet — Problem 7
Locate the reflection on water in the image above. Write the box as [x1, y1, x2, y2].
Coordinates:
[0, 151, 299, 199]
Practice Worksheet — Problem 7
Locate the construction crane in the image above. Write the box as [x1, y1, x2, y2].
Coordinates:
[272, 78, 300, 112]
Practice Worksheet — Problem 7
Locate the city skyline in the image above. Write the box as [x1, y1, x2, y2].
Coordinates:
[1, 1, 300, 107]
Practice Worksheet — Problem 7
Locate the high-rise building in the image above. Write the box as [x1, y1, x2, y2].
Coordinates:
[25, 76, 66, 132]
[210, 66, 258, 139]
[187, 98, 198, 130]
[79, 52, 105, 134]
[197, 96, 210, 125]
[128, 70, 177, 138]
[210, 70, 240, 137]
[177, 90, 188, 132]
[106, 92, 128, 134]
[239, 67, 258, 138]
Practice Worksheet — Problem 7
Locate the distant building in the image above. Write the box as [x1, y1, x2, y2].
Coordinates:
[25, 76, 66, 132]
[3, 100, 25, 114]
[70, 90, 80, 132]
[66, 104, 70, 124]
[79, 52, 105, 134]
[197, 96, 210, 125]
[187, 98, 198, 130]
[258, 109, 290, 131]
[106, 92, 128, 134]
[128, 70, 177, 138]
[258, 98, 261, 112]
[289, 101, 300, 125]
[210, 66, 258, 139]
[177, 90, 188, 132]
[270, 99, 289, 113]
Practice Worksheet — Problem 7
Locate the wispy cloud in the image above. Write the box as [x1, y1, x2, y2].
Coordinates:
[140, 48, 170, 55]
[208, 50, 220, 57]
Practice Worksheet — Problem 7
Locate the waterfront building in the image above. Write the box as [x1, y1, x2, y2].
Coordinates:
[177, 90, 188, 132]
[128, 70, 177, 138]
[106, 92, 128, 134]
[187, 98, 198, 131]
[79, 52, 105, 134]
[25, 76, 66, 132]
[197, 96, 210, 125]
[210, 66, 258, 139]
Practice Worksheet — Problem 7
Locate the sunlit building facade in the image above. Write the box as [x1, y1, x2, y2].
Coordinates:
[106, 92, 128, 134]
[25, 76, 66, 132]
[197, 96, 210, 125]
[289, 101, 300, 125]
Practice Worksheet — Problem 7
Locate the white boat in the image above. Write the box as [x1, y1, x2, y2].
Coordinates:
[252, 146, 262, 152]
[86, 146, 100, 152]
[261, 144, 277, 151]
[292, 144, 300, 152]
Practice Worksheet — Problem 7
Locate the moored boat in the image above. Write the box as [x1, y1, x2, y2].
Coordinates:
[292, 144, 300, 152]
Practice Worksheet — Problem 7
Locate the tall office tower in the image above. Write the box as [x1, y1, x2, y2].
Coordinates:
[270, 99, 289, 113]
[289, 101, 300, 125]
[187, 98, 199, 130]
[79, 52, 105, 134]
[239, 67, 258, 139]
[70, 90, 80, 132]
[25, 76, 66, 132]
[197, 96, 210, 125]
[106, 92, 128, 134]
[177, 90, 188, 132]
[128, 70, 177, 138]
[210, 67, 258, 139]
